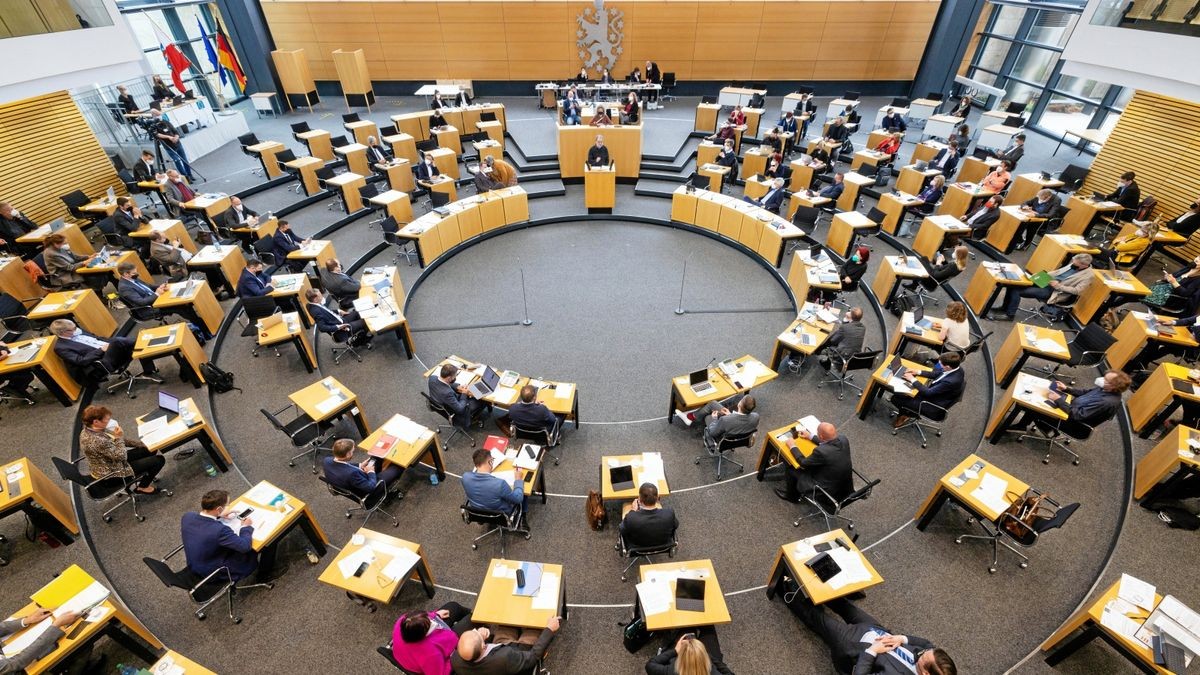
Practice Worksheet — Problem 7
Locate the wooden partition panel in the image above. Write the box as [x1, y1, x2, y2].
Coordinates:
[261, 0, 940, 81]
[0, 91, 123, 225]
[1081, 90, 1200, 259]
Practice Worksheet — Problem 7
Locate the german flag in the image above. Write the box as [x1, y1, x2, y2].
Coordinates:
[214, 20, 246, 91]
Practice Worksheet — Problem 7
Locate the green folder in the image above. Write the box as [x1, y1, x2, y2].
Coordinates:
[1029, 271, 1052, 288]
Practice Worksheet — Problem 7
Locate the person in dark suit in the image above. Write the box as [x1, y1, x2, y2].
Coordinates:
[220, 196, 257, 231]
[364, 135, 390, 165]
[428, 363, 489, 429]
[561, 90, 582, 126]
[836, 251, 870, 295]
[112, 196, 148, 248]
[788, 595, 957, 675]
[620, 483, 677, 550]
[497, 384, 559, 437]
[587, 135, 610, 167]
[181, 489, 282, 583]
[305, 288, 371, 347]
[818, 307, 866, 371]
[451, 616, 560, 675]
[132, 150, 158, 182]
[115, 263, 209, 338]
[999, 370, 1129, 436]
[150, 75, 172, 101]
[463, 447, 525, 516]
[628, 67, 643, 84]
[743, 177, 787, 212]
[272, 220, 306, 273]
[645, 60, 661, 84]
[430, 93, 447, 110]
[779, 110, 799, 135]
[880, 107, 907, 133]
[429, 110, 448, 131]
[0, 608, 94, 674]
[323, 438, 402, 497]
[715, 139, 738, 181]
[929, 141, 960, 178]
[797, 93, 817, 137]
[1106, 171, 1141, 216]
[960, 196, 1002, 237]
[319, 258, 360, 310]
[116, 85, 140, 114]
[818, 172, 845, 201]
[891, 352, 965, 428]
[824, 117, 850, 143]
[0, 202, 36, 255]
[776, 421, 853, 503]
[696, 394, 759, 452]
[1167, 199, 1200, 237]
[50, 318, 155, 378]
[415, 152, 441, 185]
[599, 68, 614, 84]
[236, 257, 274, 298]
[992, 133, 1025, 169]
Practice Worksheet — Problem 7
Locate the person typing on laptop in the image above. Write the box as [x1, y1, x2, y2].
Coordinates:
[116, 262, 212, 339]
[890, 352, 965, 429]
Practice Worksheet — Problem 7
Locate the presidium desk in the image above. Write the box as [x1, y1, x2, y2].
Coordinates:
[558, 120, 643, 180]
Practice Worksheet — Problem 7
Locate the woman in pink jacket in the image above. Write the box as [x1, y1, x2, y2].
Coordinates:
[392, 602, 474, 674]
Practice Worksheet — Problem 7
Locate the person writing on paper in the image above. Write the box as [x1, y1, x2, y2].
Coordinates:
[392, 602, 476, 675]
[181, 489, 284, 583]
[463, 447, 526, 518]
[451, 616, 561, 675]
[428, 110, 448, 132]
[323, 437, 403, 499]
[587, 135, 610, 168]
[991, 253, 1093, 321]
[620, 483, 678, 550]
[890, 352, 966, 429]
[645, 629, 735, 675]
[998, 370, 1129, 436]
[496, 384, 559, 438]
[116, 263, 211, 339]
[743, 177, 786, 212]
[429, 363, 490, 429]
[236, 257, 274, 298]
[789, 594, 957, 675]
[79, 404, 166, 495]
[775, 421, 852, 503]
[0, 608, 97, 674]
[696, 394, 759, 453]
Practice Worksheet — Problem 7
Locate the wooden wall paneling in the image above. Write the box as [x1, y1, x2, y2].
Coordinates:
[4, 0, 49, 37]
[0, 92, 124, 227]
[34, 0, 80, 32]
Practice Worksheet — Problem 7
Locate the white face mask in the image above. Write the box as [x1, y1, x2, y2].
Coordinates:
[1135, 229, 1146, 237]
[61, 244, 71, 252]
[1094, 377, 1107, 388]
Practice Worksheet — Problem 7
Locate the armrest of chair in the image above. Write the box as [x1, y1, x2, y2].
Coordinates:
[162, 544, 186, 561]
[916, 400, 950, 421]
[189, 565, 235, 600]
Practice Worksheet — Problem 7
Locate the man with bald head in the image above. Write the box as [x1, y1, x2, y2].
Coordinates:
[776, 421, 853, 504]
[450, 615, 560, 674]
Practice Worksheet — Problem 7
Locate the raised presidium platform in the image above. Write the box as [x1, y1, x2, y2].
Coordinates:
[670, 186, 807, 267]
[398, 187, 529, 267]
[390, 103, 507, 147]
[558, 118, 642, 180]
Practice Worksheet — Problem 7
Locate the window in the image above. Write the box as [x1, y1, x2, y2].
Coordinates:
[1054, 76, 1110, 103]
[0, 0, 115, 39]
[1026, 10, 1079, 46]
[973, 37, 1013, 73]
[1011, 46, 1060, 86]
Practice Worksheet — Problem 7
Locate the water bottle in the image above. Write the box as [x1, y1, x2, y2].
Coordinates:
[203, 463, 217, 478]
[116, 664, 138, 675]
[429, 472, 439, 486]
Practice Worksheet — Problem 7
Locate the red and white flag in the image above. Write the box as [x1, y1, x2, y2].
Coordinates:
[151, 20, 192, 93]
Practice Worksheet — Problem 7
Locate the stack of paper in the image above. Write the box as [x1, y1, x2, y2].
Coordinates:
[555, 383, 574, 399]
[640, 453, 665, 486]
[247, 483, 284, 505]
[825, 547, 871, 590]
[380, 547, 421, 582]
[315, 396, 345, 415]
[337, 547, 375, 579]
[888, 377, 912, 394]
[1118, 574, 1156, 610]
[491, 386, 518, 405]
[970, 473, 1011, 515]
[531, 571, 561, 610]
[636, 579, 672, 616]
[2, 618, 54, 655]
[796, 415, 820, 438]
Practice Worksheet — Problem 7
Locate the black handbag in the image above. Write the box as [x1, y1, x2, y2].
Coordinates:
[622, 616, 651, 653]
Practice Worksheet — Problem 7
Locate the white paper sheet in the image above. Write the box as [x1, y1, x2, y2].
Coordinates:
[636, 580, 672, 616]
[491, 469, 517, 488]
[315, 395, 345, 415]
[1118, 573, 1156, 611]
[555, 383, 574, 399]
[825, 547, 871, 590]
[531, 572, 560, 610]
[1100, 608, 1143, 640]
[492, 562, 516, 579]
[247, 483, 283, 505]
[796, 415, 820, 438]
[337, 547, 376, 579]
[491, 386, 518, 405]
[381, 547, 421, 582]
[56, 581, 110, 617]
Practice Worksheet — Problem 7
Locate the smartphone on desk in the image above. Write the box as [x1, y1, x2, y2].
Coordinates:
[353, 561, 369, 578]
[237, 507, 254, 519]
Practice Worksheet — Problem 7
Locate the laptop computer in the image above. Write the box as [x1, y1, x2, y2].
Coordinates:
[468, 365, 501, 398]
[48, 218, 66, 232]
[609, 465, 635, 492]
[886, 355, 905, 378]
[675, 578, 706, 612]
[688, 369, 715, 395]
[914, 160, 928, 171]
[143, 390, 181, 424]
[1092, 191, 1107, 201]
[106, 186, 116, 202]
[913, 306, 933, 330]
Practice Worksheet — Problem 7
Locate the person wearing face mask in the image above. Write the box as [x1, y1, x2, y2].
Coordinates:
[416, 151, 442, 186]
[561, 90, 582, 126]
[115, 262, 211, 338]
[897, 176, 946, 237]
[979, 159, 1012, 193]
[929, 140, 960, 178]
[79, 404, 166, 495]
[42, 233, 104, 292]
[51, 318, 157, 379]
[1151, 256, 1200, 315]
[113, 196, 150, 249]
[880, 107, 906, 134]
[1012, 189, 1062, 250]
[959, 195, 1002, 238]
[991, 253, 1093, 321]
[1094, 221, 1158, 268]
[837, 247, 870, 294]
[891, 352, 966, 428]
[1105, 171, 1141, 217]
[998, 370, 1130, 436]
[0, 202, 37, 255]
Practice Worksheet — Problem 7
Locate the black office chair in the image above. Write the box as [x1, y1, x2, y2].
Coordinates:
[359, 183, 386, 228]
[52, 455, 170, 523]
[1028, 323, 1116, 384]
[379, 124, 398, 138]
[793, 468, 881, 530]
[419, 391, 476, 450]
[290, 121, 311, 143]
[144, 544, 273, 622]
[1020, 417, 1099, 466]
[461, 503, 528, 556]
[616, 529, 677, 582]
[60, 190, 97, 224]
[238, 133, 263, 176]
[661, 72, 677, 102]
[696, 429, 753, 480]
[890, 392, 961, 448]
[1016, 293, 1078, 326]
[330, 135, 351, 151]
[274, 148, 303, 194]
[956, 331, 993, 360]
[381, 217, 418, 266]
[429, 190, 451, 212]
[818, 349, 881, 400]
[316, 167, 344, 212]
[118, 288, 170, 327]
[955, 489, 1079, 573]
[260, 403, 338, 473]
[785, 207, 822, 258]
[342, 113, 361, 126]
[239, 295, 282, 357]
[315, 314, 365, 365]
[512, 423, 560, 465]
[319, 476, 399, 528]
[376, 641, 421, 674]
[250, 239, 278, 275]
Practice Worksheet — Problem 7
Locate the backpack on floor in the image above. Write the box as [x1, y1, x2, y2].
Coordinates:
[200, 362, 240, 393]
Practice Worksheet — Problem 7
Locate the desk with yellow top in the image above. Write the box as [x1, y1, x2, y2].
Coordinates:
[1128, 362, 1200, 439]
[1059, 195, 1123, 236]
[937, 181, 995, 219]
[633, 559, 730, 632]
[426, 355, 580, 429]
[784, 251, 841, 309]
[398, 187, 529, 268]
[1, 457, 78, 545]
[559, 123, 642, 180]
[601, 452, 669, 505]
[472, 559, 568, 628]
[319, 528, 436, 610]
[668, 355, 777, 423]
[871, 255, 928, 309]
[287, 239, 337, 271]
[29, 289, 116, 338]
[78, 250, 151, 288]
[153, 280, 223, 335]
[875, 190, 924, 235]
[186, 244, 246, 297]
[984, 372, 1070, 444]
[754, 419, 817, 479]
[227, 480, 329, 556]
[1072, 269, 1149, 324]
[135, 395, 233, 472]
[180, 193, 231, 229]
[1025, 234, 1100, 276]
[256, 311, 317, 372]
[130, 218, 198, 254]
[1134, 424, 1200, 504]
[0, 256, 45, 305]
[229, 214, 279, 245]
[670, 186, 808, 267]
[855, 356, 928, 420]
[0, 336, 80, 405]
[358, 266, 415, 358]
[246, 140, 286, 178]
[132, 322, 208, 387]
[17, 221, 93, 255]
[888, 311, 945, 357]
[769, 302, 840, 371]
[915, 454, 1029, 531]
[289, 376, 372, 438]
[765, 529, 883, 604]
[1106, 311, 1198, 371]
[359, 413, 447, 481]
[827, 211, 876, 259]
[993, 324, 1070, 388]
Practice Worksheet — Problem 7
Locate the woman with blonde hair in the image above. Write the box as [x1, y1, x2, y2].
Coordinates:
[907, 300, 971, 363]
[645, 629, 733, 674]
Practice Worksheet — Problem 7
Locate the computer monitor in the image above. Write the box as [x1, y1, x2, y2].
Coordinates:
[842, 91, 860, 101]
[700, 95, 717, 105]
[1004, 101, 1025, 114]
[1006, 115, 1024, 128]
[415, 138, 438, 153]
[430, 190, 451, 208]
[890, 97, 910, 108]
[926, 92, 944, 101]
[480, 111, 497, 122]
[1058, 164, 1089, 191]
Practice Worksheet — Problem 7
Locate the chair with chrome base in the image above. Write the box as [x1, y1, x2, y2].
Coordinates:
[52, 455, 171, 523]
[381, 217, 418, 266]
[890, 396, 960, 448]
[696, 430, 753, 480]
[144, 545, 274, 622]
[512, 421, 561, 465]
[260, 404, 337, 473]
[818, 349, 881, 400]
[1019, 417, 1095, 465]
[1016, 294, 1078, 326]
[1028, 323, 1115, 385]
[615, 530, 677, 582]
[955, 490, 1079, 573]
[102, 360, 164, 399]
[238, 295, 282, 358]
[420, 392, 476, 450]
[319, 476, 400, 528]
[793, 468, 880, 530]
[461, 503, 528, 556]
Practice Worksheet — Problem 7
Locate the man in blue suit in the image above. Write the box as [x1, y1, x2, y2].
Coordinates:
[323, 438, 403, 498]
[50, 318, 157, 378]
[743, 177, 787, 212]
[462, 447, 526, 516]
[115, 263, 210, 339]
[891, 352, 965, 428]
[930, 141, 960, 178]
[428, 363, 489, 429]
[498, 384, 560, 437]
[236, 258, 274, 298]
[181, 489, 281, 582]
[304, 288, 371, 347]
[272, 220, 307, 273]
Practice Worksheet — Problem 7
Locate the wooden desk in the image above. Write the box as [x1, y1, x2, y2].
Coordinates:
[476, 121, 504, 145]
[679, 181, 812, 266]
[344, 119, 379, 146]
[133, 323, 208, 388]
[601, 452, 670, 502]
[993, 324, 1070, 387]
[230, 215, 278, 245]
[359, 413, 445, 481]
[876, 191, 923, 235]
[937, 182, 993, 218]
[289, 376, 371, 437]
[636, 559, 730, 631]
[743, 107, 765, 138]
[1026, 234, 1099, 275]
[742, 146, 772, 179]
[785, 190, 833, 221]
[742, 175, 772, 202]
[0, 256, 44, 305]
[399, 187, 527, 267]
[908, 99, 941, 122]
[186, 244, 245, 297]
[319, 528, 436, 607]
[694, 103, 720, 132]
[915, 454, 1029, 529]
[135, 395, 233, 471]
[1107, 311, 1198, 371]
[871, 256, 928, 309]
[383, 132, 418, 164]
[29, 289, 116, 337]
[783, 252, 841, 311]
[427, 355, 578, 427]
[558, 124, 642, 179]
[765, 529, 882, 605]
[269, 273, 314, 327]
[584, 163, 617, 210]
[473, 559, 568, 628]
[150, 651, 216, 675]
[788, 161, 817, 192]
[957, 156, 1000, 184]
[246, 141, 285, 178]
[377, 159, 415, 194]
[295, 129, 334, 161]
[923, 114, 963, 142]
[0, 336, 78, 405]
[985, 372, 1069, 444]
[153, 280, 222, 334]
[1128, 362, 1200, 438]
[180, 194, 231, 229]
[698, 163, 731, 193]
[358, 266, 415, 358]
[913, 214, 970, 259]
[668, 354, 778, 422]
[288, 239, 337, 271]
[79, 250, 151, 288]
[1040, 580, 1169, 673]
[335, 144, 371, 178]
[426, 147, 459, 181]
[855, 357, 927, 420]
[257, 312, 316, 373]
[1060, 195, 1122, 236]
[327, 172, 367, 214]
[391, 111, 434, 142]
[888, 312, 945, 357]
[909, 140, 946, 167]
[431, 126, 462, 156]
[228, 480, 328, 555]
[986, 206, 1044, 254]
[805, 138, 840, 158]
[370, 190, 415, 224]
[0, 457, 78, 545]
[1007, 173, 1065, 206]
[894, 166, 940, 196]
[826, 211, 875, 258]
[837, 172, 873, 212]
[1135, 424, 1200, 501]
[79, 196, 118, 218]
[285, 156, 325, 196]
[1073, 269, 1150, 323]
[17, 222, 93, 255]
[753, 419, 816, 478]
[132, 218, 197, 254]
[850, 149, 890, 172]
